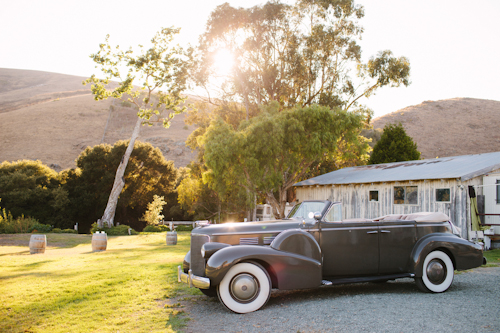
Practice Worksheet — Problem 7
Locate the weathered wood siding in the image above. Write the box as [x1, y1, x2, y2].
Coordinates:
[296, 177, 484, 238]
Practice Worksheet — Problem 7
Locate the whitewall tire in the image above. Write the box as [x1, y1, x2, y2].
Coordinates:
[416, 250, 454, 293]
[217, 262, 271, 314]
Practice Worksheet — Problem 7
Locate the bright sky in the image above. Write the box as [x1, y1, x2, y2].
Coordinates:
[1, 0, 498, 118]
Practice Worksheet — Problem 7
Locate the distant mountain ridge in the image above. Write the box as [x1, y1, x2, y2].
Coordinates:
[1, 68, 499, 170]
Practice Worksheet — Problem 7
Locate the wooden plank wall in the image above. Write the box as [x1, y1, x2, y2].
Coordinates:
[295, 177, 483, 238]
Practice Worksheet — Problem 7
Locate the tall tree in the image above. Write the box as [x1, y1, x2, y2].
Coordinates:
[62, 140, 178, 232]
[202, 102, 369, 218]
[0, 160, 68, 227]
[192, 0, 410, 112]
[368, 123, 421, 164]
[84, 27, 192, 227]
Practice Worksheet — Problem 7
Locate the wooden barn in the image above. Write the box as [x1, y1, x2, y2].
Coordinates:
[294, 151, 500, 241]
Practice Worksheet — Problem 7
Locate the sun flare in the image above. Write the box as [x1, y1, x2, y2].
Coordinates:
[213, 48, 235, 76]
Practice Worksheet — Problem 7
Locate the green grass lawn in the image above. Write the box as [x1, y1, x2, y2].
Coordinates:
[0, 232, 196, 333]
[483, 248, 500, 266]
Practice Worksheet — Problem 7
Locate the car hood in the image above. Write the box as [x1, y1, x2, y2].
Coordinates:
[192, 219, 303, 237]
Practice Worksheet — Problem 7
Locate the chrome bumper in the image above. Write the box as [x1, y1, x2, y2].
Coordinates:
[177, 265, 211, 289]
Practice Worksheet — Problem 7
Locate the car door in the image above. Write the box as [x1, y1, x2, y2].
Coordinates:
[378, 220, 417, 274]
[320, 220, 379, 277]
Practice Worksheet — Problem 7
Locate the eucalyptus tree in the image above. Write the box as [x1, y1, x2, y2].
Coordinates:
[193, 0, 410, 113]
[84, 27, 192, 227]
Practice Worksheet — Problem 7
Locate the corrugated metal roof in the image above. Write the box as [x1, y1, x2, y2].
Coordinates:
[294, 151, 500, 186]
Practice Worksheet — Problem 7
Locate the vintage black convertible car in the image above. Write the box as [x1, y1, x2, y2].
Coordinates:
[178, 200, 484, 313]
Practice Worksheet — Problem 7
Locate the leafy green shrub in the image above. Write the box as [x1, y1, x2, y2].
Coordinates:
[62, 229, 77, 234]
[142, 195, 167, 226]
[52, 228, 62, 233]
[0, 204, 41, 233]
[159, 225, 170, 232]
[90, 222, 138, 235]
[143, 225, 162, 232]
[29, 222, 52, 233]
[175, 225, 193, 232]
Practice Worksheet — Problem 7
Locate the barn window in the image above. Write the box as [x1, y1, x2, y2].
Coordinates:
[394, 186, 418, 205]
[369, 190, 379, 202]
[436, 188, 451, 202]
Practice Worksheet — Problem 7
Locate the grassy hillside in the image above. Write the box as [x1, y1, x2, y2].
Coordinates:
[372, 98, 500, 159]
[2, 68, 500, 169]
[0, 68, 197, 171]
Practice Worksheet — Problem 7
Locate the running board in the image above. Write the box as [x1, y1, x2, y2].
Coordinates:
[321, 273, 414, 286]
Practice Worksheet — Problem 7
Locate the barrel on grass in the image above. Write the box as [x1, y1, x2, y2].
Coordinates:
[166, 231, 177, 245]
[29, 234, 46, 254]
[92, 231, 107, 252]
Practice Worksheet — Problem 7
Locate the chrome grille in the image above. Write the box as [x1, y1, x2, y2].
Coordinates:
[239, 237, 259, 245]
[191, 234, 210, 276]
[263, 236, 276, 245]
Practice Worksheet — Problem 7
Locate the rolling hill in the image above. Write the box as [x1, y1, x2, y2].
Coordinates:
[372, 98, 500, 159]
[0, 68, 197, 171]
[1, 68, 499, 171]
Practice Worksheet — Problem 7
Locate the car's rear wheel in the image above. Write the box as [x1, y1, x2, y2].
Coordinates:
[415, 250, 454, 293]
[217, 262, 271, 314]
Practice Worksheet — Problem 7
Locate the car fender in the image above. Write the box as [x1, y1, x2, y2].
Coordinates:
[182, 250, 191, 273]
[410, 233, 483, 276]
[270, 229, 322, 262]
[206, 243, 322, 290]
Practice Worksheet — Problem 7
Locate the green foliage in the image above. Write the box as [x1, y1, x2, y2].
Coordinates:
[201, 102, 369, 217]
[51, 228, 77, 234]
[90, 223, 138, 235]
[142, 225, 172, 233]
[369, 123, 421, 164]
[28, 222, 52, 233]
[62, 140, 178, 232]
[194, 0, 410, 112]
[84, 27, 193, 128]
[0, 213, 40, 234]
[0, 160, 68, 227]
[142, 195, 167, 226]
[175, 225, 193, 232]
[143, 225, 162, 233]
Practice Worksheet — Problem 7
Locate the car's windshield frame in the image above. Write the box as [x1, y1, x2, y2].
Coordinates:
[288, 201, 332, 221]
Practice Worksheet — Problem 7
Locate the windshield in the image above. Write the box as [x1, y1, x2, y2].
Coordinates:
[288, 201, 328, 222]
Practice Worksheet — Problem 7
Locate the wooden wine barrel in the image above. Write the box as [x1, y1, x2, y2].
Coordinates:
[29, 234, 46, 254]
[92, 232, 107, 252]
[166, 231, 177, 245]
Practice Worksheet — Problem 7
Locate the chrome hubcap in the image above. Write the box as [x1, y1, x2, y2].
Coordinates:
[427, 259, 446, 284]
[230, 273, 259, 303]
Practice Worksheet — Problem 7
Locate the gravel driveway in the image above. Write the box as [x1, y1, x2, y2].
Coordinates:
[181, 266, 500, 332]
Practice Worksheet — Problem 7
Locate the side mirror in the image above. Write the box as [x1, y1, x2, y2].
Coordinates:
[313, 212, 322, 221]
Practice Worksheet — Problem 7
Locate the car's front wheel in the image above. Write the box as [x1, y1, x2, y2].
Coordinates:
[217, 262, 271, 314]
[415, 250, 454, 293]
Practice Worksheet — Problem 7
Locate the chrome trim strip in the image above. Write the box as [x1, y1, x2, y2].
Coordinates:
[178, 265, 210, 289]
[212, 230, 283, 236]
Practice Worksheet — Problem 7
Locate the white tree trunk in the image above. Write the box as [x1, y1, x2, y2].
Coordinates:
[101, 117, 142, 227]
